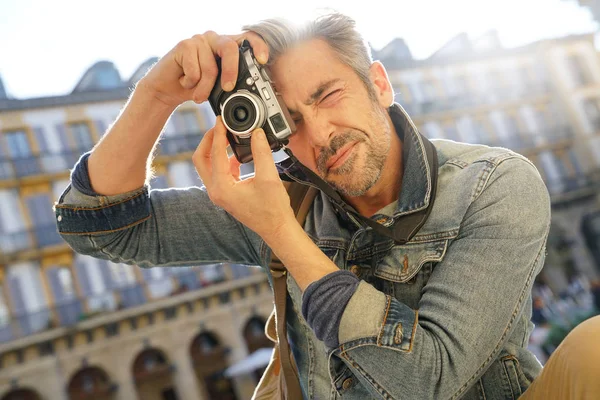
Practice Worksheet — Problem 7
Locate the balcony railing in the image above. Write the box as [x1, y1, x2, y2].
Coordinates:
[0, 264, 247, 344]
[158, 131, 205, 156]
[0, 150, 84, 180]
[405, 83, 551, 117]
[0, 224, 65, 257]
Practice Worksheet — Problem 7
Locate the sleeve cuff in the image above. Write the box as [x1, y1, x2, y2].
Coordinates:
[338, 281, 388, 344]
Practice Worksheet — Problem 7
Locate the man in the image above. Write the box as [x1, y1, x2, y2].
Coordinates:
[55, 11, 599, 399]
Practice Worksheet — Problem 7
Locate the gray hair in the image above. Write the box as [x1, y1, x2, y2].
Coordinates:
[242, 12, 376, 99]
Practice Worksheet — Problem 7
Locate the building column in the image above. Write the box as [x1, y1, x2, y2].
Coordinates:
[112, 352, 140, 400]
[172, 345, 207, 400]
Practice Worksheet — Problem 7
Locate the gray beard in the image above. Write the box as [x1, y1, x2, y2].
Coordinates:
[315, 109, 390, 197]
[325, 143, 386, 196]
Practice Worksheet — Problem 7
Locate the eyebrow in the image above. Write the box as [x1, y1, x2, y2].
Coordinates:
[288, 78, 341, 114]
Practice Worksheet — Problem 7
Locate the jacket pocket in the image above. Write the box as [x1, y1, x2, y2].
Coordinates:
[478, 355, 532, 400]
[372, 240, 448, 309]
[501, 355, 531, 399]
[373, 240, 448, 282]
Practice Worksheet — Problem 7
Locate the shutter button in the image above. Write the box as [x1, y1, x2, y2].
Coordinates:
[342, 377, 353, 390]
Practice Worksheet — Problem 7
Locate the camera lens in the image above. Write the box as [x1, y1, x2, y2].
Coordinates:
[221, 91, 266, 138]
[233, 106, 249, 123]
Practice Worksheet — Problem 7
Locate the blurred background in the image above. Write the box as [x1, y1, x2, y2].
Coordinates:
[1, 0, 600, 399]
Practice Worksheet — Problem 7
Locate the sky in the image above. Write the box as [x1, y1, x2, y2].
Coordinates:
[0, 0, 597, 100]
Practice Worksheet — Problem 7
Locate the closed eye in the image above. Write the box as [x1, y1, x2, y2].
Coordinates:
[323, 89, 341, 100]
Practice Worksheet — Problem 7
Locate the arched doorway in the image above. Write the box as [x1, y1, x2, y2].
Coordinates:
[132, 348, 178, 400]
[190, 332, 237, 400]
[67, 366, 116, 400]
[243, 316, 273, 381]
[1, 388, 41, 400]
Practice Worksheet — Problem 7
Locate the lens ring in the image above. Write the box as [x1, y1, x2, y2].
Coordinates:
[221, 91, 266, 137]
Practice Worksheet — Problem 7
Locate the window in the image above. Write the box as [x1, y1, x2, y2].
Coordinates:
[566, 53, 592, 87]
[444, 123, 460, 141]
[47, 266, 82, 326]
[7, 262, 50, 336]
[538, 151, 567, 193]
[168, 161, 201, 188]
[422, 122, 445, 139]
[456, 117, 477, 143]
[0, 134, 13, 179]
[75, 255, 117, 312]
[0, 189, 29, 253]
[108, 262, 136, 287]
[4, 130, 39, 177]
[5, 130, 30, 158]
[69, 123, 94, 151]
[583, 98, 600, 132]
[471, 119, 492, 144]
[25, 193, 63, 247]
[490, 111, 521, 148]
[178, 110, 200, 133]
[0, 287, 12, 343]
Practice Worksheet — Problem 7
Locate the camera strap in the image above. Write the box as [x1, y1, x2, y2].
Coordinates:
[279, 127, 438, 245]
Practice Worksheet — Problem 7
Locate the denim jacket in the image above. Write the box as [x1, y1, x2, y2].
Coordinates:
[55, 104, 550, 399]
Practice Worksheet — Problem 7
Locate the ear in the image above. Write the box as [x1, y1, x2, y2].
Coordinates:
[369, 61, 394, 107]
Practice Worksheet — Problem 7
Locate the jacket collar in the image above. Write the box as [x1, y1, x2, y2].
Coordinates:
[276, 102, 438, 243]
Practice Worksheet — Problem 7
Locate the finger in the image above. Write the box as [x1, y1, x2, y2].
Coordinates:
[229, 155, 241, 181]
[213, 36, 240, 92]
[250, 129, 279, 179]
[176, 41, 201, 90]
[193, 127, 215, 188]
[192, 36, 219, 103]
[211, 117, 234, 179]
[232, 31, 269, 64]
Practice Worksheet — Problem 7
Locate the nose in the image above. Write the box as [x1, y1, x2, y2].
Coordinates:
[303, 113, 335, 149]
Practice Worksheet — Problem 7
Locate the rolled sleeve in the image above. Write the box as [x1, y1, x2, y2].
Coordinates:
[329, 156, 551, 399]
[55, 185, 151, 235]
[338, 282, 418, 351]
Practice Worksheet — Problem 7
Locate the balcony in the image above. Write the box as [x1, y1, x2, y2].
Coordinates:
[404, 83, 551, 118]
[0, 264, 249, 344]
[0, 224, 65, 260]
[158, 131, 205, 156]
[0, 150, 84, 180]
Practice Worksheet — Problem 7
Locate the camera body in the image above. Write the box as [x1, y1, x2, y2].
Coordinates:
[208, 41, 296, 163]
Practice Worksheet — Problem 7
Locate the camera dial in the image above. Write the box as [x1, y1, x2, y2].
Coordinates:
[221, 90, 267, 138]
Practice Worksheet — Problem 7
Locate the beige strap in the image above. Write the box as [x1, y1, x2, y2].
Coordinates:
[269, 181, 318, 399]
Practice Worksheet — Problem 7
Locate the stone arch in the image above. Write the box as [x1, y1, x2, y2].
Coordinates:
[243, 315, 273, 354]
[242, 315, 273, 382]
[189, 331, 237, 400]
[132, 347, 178, 400]
[1, 388, 41, 400]
[67, 366, 116, 400]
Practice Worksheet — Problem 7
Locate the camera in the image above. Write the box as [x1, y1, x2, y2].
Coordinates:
[208, 41, 296, 164]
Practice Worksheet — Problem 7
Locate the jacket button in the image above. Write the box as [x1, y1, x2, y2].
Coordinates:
[349, 265, 361, 277]
[342, 377, 353, 390]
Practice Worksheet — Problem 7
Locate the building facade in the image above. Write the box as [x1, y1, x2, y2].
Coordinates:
[375, 31, 600, 292]
[0, 30, 600, 400]
[0, 60, 270, 400]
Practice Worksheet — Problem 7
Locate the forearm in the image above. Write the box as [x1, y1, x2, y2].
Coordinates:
[264, 219, 339, 292]
[87, 83, 176, 195]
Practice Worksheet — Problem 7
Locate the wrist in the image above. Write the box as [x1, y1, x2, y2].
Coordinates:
[134, 78, 180, 112]
[261, 212, 302, 248]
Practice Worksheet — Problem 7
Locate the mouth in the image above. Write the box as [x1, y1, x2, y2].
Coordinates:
[326, 141, 358, 172]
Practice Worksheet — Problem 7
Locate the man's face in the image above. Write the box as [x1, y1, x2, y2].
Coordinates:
[270, 39, 393, 197]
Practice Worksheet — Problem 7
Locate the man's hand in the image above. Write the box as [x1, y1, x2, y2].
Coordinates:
[193, 117, 297, 241]
[136, 31, 269, 108]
